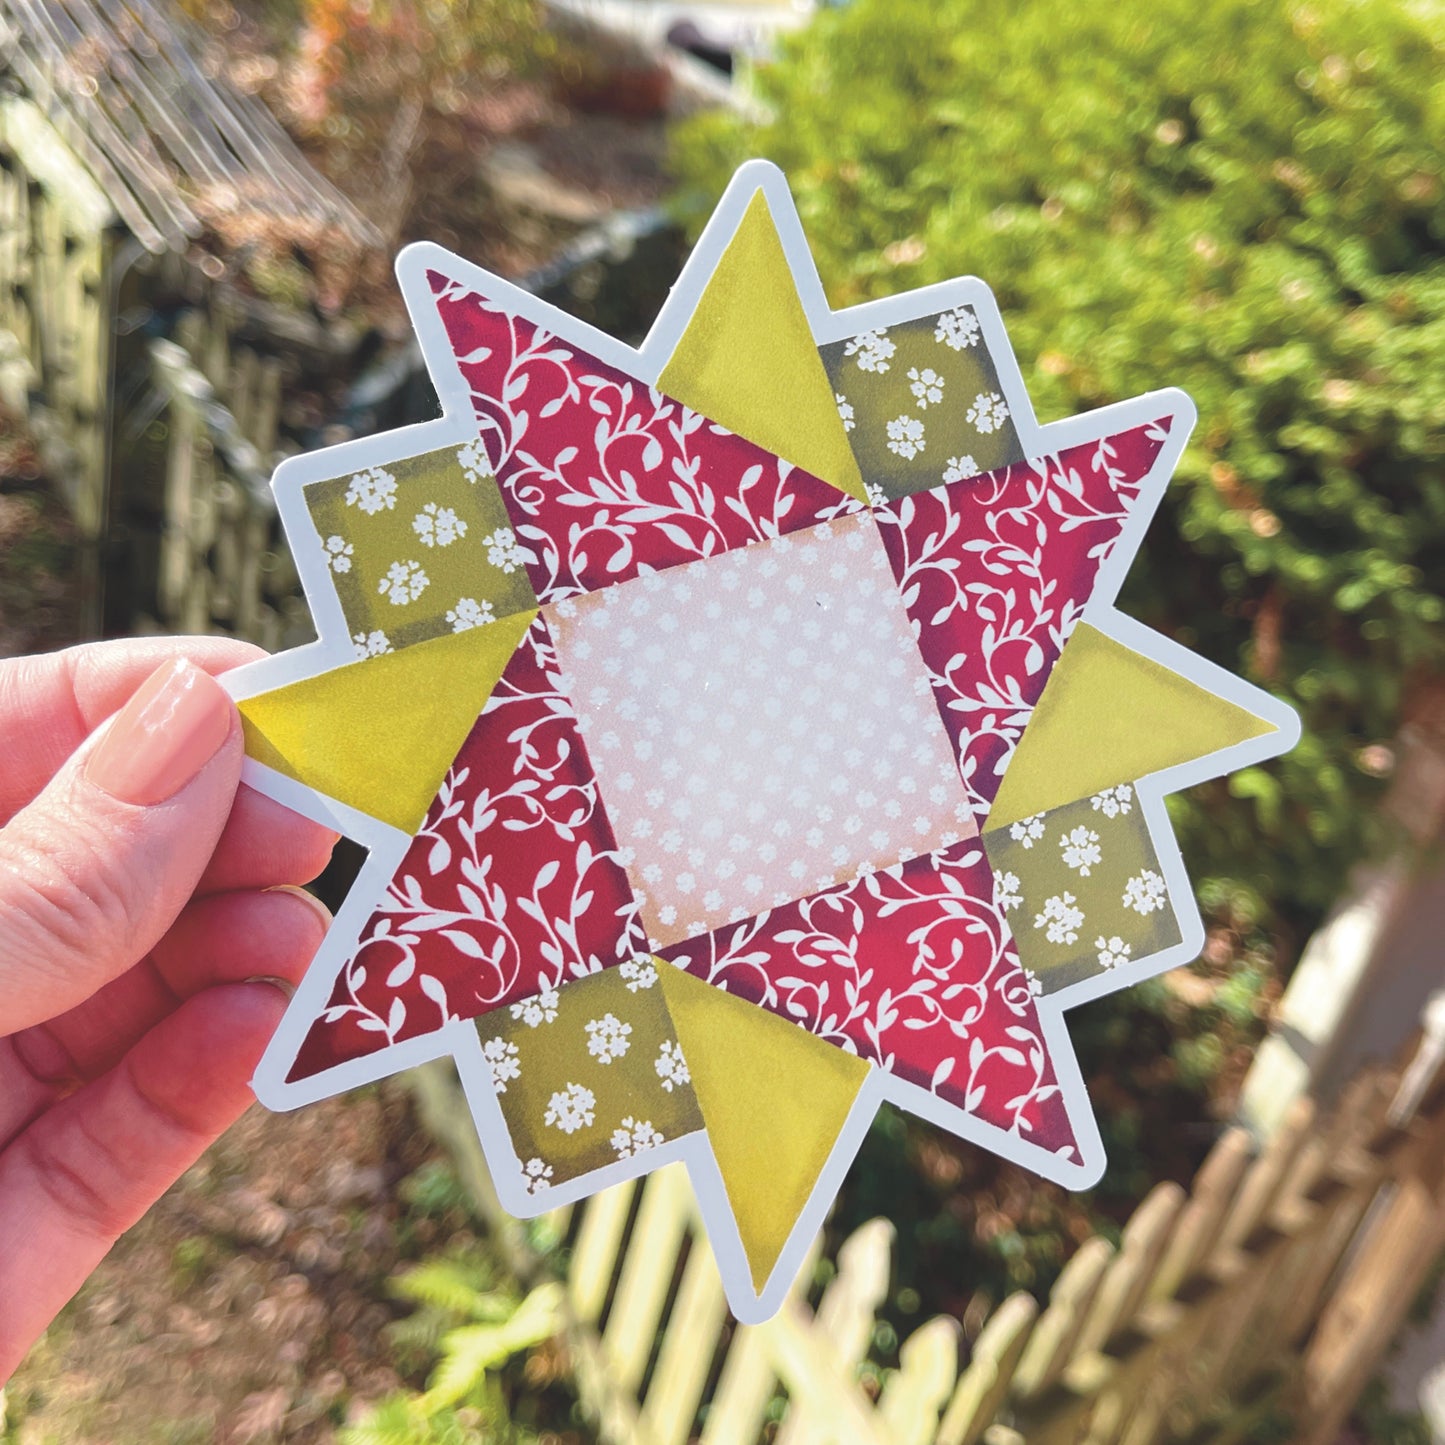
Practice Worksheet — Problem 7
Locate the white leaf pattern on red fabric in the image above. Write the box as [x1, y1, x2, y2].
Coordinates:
[661, 841, 1075, 1154]
[872, 419, 1171, 821]
[289, 616, 646, 1080]
[427, 271, 860, 603]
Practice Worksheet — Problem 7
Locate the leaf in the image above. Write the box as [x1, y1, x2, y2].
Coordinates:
[657, 521, 701, 551]
[441, 928, 489, 959]
[421, 1285, 562, 1410]
[427, 836, 452, 874]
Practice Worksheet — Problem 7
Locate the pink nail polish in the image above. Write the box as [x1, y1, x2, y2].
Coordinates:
[85, 659, 234, 805]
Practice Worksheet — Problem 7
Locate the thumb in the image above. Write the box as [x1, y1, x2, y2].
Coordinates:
[0, 658, 243, 1035]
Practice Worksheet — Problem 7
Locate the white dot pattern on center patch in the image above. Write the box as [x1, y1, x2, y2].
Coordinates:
[545, 512, 976, 948]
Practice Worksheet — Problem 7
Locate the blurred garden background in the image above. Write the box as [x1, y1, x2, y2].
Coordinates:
[0, 0, 1442, 1441]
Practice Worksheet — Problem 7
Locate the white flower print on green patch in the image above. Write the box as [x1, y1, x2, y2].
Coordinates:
[845, 328, 895, 373]
[352, 629, 392, 659]
[618, 959, 657, 991]
[934, 306, 981, 351]
[986, 792, 1181, 995]
[1009, 814, 1045, 848]
[865, 481, 888, 508]
[522, 1158, 554, 1194]
[483, 526, 527, 573]
[886, 415, 925, 460]
[456, 437, 492, 484]
[994, 870, 1022, 912]
[908, 367, 944, 408]
[835, 393, 855, 431]
[822, 306, 1022, 502]
[447, 596, 495, 631]
[1123, 870, 1167, 915]
[655, 1040, 689, 1092]
[379, 560, 429, 605]
[346, 466, 397, 514]
[482, 1037, 520, 1092]
[967, 391, 1010, 434]
[544, 1082, 595, 1134]
[1091, 784, 1134, 818]
[479, 968, 703, 1194]
[413, 503, 468, 548]
[1060, 826, 1102, 876]
[585, 1012, 632, 1063]
[510, 984, 560, 1027]
[610, 1117, 664, 1158]
[307, 444, 537, 655]
[1035, 891, 1084, 945]
[1096, 936, 1131, 969]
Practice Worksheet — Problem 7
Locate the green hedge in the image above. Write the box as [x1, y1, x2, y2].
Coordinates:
[672, 0, 1445, 942]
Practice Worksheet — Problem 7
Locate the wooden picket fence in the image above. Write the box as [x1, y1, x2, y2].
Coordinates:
[409, 1027, 1445, 1445]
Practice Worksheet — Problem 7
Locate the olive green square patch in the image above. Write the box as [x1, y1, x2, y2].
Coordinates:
[822, 306, 1025, 502]
[983, 785, 1183, 994]
[305, 441, 537, 657]
[475, 961, 704, 1196]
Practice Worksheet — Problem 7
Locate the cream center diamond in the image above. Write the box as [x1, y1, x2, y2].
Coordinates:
[545, 512, 977, 948]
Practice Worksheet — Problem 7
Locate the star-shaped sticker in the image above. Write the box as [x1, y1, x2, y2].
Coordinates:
[230, 162, 1298, 1322]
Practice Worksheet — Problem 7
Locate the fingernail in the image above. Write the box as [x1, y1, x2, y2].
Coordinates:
[263, 884, 334, 930]
[85, 660, 234, 806]
[244, 975, 297, 1001]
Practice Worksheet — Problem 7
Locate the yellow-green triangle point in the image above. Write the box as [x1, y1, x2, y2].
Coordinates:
[239, 612, 536, 832]
[659, 190, 868, 505]
[988, 623, 1278, 830]
[655, 961, 868, 1292]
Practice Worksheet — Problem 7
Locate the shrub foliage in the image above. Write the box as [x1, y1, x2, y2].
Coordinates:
[672, 0, 1445, 940]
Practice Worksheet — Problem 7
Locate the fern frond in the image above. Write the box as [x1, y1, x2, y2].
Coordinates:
[390, 1259, 498, 1316]
[419, 1285, 563, 1412]
[337, 1393, 429, 1445]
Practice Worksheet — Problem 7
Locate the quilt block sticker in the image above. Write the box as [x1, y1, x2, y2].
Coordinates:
[230, 163, 1298, 1323]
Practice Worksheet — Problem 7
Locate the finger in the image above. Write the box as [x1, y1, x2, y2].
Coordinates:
[196, 786, 339, 895]
[1, 888, 329, 1142]
[0, 637, 264, 824]
[0, 660, 241, 1035]
[0, 982, 285, 1381]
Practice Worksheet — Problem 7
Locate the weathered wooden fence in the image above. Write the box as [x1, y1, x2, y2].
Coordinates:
[410, 1026, 1445, 1445]
[142, 302, 311, 649]
[0, 95, 113, 541]
[129, 212, 682, 643]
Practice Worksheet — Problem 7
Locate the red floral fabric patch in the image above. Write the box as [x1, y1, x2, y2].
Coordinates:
[427, 270, 860, 603]
[660, 841, 1078, 1156]
[873, 419, 1172, 824]
[288, 617, 644, 1081]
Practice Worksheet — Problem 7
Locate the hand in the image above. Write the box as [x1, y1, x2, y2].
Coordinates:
[0, 639, 337, 1380]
